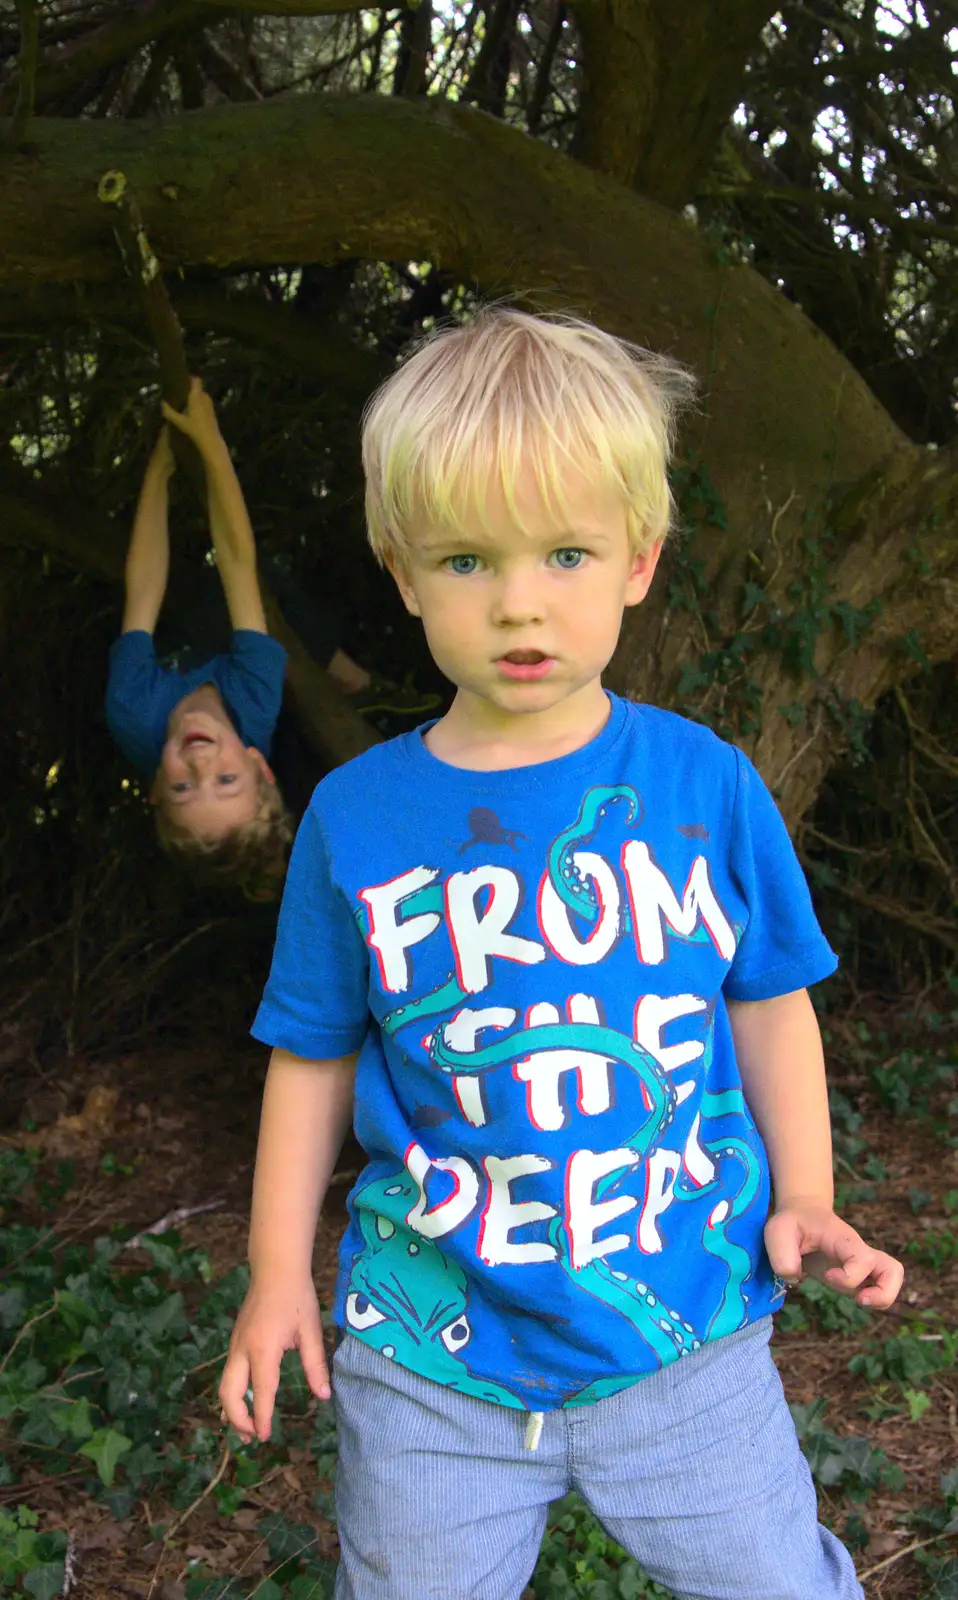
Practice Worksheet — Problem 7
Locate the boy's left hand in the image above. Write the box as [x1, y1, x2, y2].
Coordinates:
[765, 1201, 904, 1310]
[161, 376, 225, 457]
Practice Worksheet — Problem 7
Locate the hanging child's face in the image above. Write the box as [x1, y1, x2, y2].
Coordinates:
[387, 462, 661, 721]
[152, 686, 275, 841]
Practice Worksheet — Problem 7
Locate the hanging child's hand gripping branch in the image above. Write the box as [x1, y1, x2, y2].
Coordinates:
[161, 377, 268, 635]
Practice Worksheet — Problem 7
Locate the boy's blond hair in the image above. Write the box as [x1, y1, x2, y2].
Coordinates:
[154, 772, 293, 892]
[362, 308, 695, 563]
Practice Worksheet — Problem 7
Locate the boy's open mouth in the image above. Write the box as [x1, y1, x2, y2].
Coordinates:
[181, 731, 215, 749]
[497, 650, 554, 681]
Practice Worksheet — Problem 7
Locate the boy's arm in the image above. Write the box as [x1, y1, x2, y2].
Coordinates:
[219, 1047, 357, 1444]
[728, 988, 903, 1309]
[162, 380, 268, 635]
[204, 445, 269, 634]
[121, 429, 175, 634]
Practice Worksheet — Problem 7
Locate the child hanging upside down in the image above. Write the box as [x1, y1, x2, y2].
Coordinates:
[105, 378, 293, 890]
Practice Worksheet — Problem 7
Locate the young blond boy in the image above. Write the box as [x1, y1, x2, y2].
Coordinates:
[105, 379, 292, 886]
[221, 311, 903, 1599]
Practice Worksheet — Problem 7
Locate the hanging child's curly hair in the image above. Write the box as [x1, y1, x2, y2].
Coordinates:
[154, 770, 293, 894]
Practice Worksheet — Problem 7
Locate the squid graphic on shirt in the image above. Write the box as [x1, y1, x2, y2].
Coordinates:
[343, 1170, 522, 1406]
[345, 785, 764, 1396]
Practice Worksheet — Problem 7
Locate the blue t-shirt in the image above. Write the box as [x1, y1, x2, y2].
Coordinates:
[105, 629, 287, 777]
[253, 694, 837, 1412]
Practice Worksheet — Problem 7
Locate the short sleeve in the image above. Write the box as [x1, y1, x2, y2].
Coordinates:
[723, 750, 837, 1002]
[216, 632, 287, 757]
[104, 631, 174, 775]
[251, 803, 370, 1059]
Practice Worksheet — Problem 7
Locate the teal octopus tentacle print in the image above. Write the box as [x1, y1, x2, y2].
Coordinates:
[430, 1020, 677, 1147]
[382, 972, 467, 1038]
[541, 1050, 699, 1367]
[699, 1136, 762, 1338]
[549, 785, 642, 924]
[672, 1083, 764, 1339]
[345, 1172, 522, 1408]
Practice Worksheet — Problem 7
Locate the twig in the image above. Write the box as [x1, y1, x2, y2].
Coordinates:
[124, 1200, 224, 1251]
[770, 728, 818, 794]
[859, 1528, 958, 1581]
[60, 1531, 79, 1598]
[0, 1294, 58, 1374]
[145, 1443, 231, 1600]
[95, 169, 206, 500]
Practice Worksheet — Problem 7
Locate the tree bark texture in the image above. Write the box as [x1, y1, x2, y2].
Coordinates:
[570, 0, 778, 204]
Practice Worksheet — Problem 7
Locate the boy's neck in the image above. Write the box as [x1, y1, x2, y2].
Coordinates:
[424, 679, 612, 772]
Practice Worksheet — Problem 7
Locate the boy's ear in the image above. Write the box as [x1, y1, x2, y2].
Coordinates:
[384, 552, 421, 617]
[248, 749, 276, 786]
[624, 539, 664, 607]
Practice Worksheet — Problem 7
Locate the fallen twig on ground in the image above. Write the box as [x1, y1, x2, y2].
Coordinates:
[124, 1200, 224, 1251]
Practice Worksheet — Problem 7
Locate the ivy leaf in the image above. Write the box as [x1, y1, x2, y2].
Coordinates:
[23, 1563, 66, 1600]
[934, 1559, 958, 1600]
[50, 1396, 95, 1442]
[741, 579, 765, 617]
[78, 1427, 133, 1486]
[258, 1511, 319, 1564]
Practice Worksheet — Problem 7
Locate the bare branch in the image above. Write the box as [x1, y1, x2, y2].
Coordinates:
[702, 179, 958, 246]
[0, 0, 201, 117]
[184, 0, 384, 11]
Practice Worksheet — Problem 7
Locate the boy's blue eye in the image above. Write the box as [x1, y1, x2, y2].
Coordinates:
[170, 781, 190, 793]
[552, 548, 585, 569]
[217, 773, 238, 785]
[448, 554, 479, 575]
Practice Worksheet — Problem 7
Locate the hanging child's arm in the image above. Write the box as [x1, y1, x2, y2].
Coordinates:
[162, 378, 269, 634]
[121, 427, 175, 634]
[219, 1048, 357, 1445]
[728, 989, 903, 1310]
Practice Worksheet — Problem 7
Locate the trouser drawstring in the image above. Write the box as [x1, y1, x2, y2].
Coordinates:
[524, 1411, 544, 1451]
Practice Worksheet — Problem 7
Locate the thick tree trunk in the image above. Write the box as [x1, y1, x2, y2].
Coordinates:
[609, 443, 958, 823]
[1, 94, 955, 816]
[571, 0, 777, 204]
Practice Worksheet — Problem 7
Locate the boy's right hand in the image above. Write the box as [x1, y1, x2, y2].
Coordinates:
[219, 1276, 329, 1446]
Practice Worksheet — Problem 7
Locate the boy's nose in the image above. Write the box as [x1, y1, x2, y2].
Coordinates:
[185, 746, 216, 773]
[491, 573, 545, 627]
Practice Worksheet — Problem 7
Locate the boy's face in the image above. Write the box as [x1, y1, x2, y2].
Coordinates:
[387, 464, 661, 726]
[152, 687, 275, 842]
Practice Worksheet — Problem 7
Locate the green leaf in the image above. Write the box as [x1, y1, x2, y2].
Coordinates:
[78, 1427, 133, 1486]
[50, 1396, 95, 1442]
[934, 1558, 958, 1600]
[905, 1388, 932, 1423]
[23, 1562, 66, 1600]
[258, 1511, 319, 1564]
